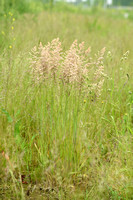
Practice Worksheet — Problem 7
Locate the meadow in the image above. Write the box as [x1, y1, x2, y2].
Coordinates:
[0, 5, 133, 200]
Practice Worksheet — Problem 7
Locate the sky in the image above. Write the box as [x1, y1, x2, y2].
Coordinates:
[65, 0, 113, 4]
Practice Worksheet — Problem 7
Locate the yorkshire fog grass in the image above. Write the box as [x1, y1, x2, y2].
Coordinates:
[0, 7, 133, 200]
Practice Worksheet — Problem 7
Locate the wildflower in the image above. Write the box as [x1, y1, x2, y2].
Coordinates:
[84, 100, 86, 103]
[8, 12, 13, 16]
[9, 45, 12, 49]
[1, 31, 5, 36]
[125, 113, 128, 116]
[12, 18, 15, 22]
[13, 37, 16, 41]
[102, 101, 104, 104]
[4, 14, 7, 17]
[11, 26, 14, 30]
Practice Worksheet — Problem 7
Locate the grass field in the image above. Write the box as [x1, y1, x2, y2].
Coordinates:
[0, 6, 133, 200]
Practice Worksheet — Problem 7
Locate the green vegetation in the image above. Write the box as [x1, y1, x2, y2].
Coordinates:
[0, 5, 133, 200]
[113, 0, 133, 6]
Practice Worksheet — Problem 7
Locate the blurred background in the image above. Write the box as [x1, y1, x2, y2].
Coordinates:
[0, 0, 133, 14]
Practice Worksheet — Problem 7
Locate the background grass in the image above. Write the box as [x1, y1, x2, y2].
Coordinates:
[0, 5, 133, 200]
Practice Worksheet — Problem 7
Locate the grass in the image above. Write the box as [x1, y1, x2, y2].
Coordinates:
[0, 7, 133, 200]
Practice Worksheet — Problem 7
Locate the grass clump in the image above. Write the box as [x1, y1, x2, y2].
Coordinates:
[29, 38, 106, 98]
[0, 8, 133, 200]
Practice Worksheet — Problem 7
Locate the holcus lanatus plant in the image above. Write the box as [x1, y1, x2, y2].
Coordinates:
[29, 38, 106, 98]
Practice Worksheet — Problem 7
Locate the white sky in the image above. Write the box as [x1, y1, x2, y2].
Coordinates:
[66, 0, 77, 2]
[65, 0, 113, 4]
[107, 0, 113, 5]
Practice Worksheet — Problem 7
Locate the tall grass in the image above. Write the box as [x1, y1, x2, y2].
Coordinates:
[0, 8, 133, 200]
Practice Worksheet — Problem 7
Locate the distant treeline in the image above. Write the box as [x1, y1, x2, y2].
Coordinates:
[0, 0, 29, 13]
[113, 0, 133, 6]
[89, 0, 133, 6]
[0, 0, 55, 14]
[0, 0, 133, 15]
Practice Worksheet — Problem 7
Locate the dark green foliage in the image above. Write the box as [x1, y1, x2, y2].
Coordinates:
[0, 0, 29, 14]
[113, 0, 133, 6]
